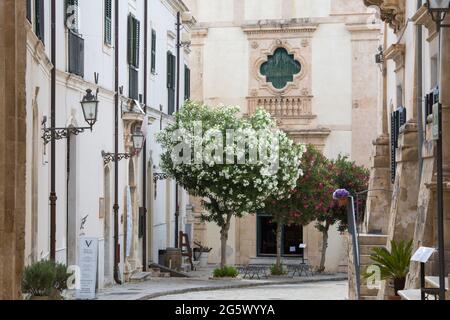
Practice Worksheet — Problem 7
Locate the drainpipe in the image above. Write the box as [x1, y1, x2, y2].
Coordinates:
[142, 0, 148, 271]
[50, 0, 57, 262]
[174, 11, 181, 248]
[416, 0, 424, 177]
[113, 0, 122, 285]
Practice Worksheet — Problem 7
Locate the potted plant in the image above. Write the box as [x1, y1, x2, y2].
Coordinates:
[212, 266, 239, 279]
[194, 241, 212, 268]
[22, 260, 70, 300]
[363, 240, 413, 300]
[333, 189, 350, 207]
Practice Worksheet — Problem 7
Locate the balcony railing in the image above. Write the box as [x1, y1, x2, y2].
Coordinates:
[68, 31, 84, 77]
[247, 96, 313, 118]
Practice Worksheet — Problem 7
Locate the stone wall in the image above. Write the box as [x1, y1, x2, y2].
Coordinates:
[0, 0, 27, 300]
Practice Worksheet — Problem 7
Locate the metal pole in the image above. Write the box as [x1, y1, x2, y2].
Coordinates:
[142, 0, 148, 271]
[174, 12, 181, 248]
[50, 0, 57, 262]
[436, 21, 446, 301]
[113, 0, 122, 285]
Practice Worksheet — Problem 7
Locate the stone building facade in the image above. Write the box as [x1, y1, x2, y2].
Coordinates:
[1, 0, 194, 297]
[353, 0, 450, 300]
[185, 0, 381, 271]
[0, 0, 27, 300]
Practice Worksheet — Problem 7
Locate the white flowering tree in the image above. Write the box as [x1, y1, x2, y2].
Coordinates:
[158, 101, 304, 268]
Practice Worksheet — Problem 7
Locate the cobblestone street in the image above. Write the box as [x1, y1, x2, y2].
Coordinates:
[151, 281, 348, 300]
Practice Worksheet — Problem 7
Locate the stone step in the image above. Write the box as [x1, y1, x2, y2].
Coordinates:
[359, 244, 386, 255]
[358, 234, 388, 246]
[129, 272, 152, 283]
[361, 296, 378, 300]
[360, 285, 380, 296]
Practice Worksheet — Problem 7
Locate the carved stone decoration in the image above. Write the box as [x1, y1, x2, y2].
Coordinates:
[412, 4, 438, 42]
[301, 39, 309, 48]
[251, 41, 259, 49]
[363, 0, 406, 33]
[384, 43, 405, 72]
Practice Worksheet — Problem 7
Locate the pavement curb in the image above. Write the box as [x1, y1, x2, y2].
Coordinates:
[138, 275, 348, 300]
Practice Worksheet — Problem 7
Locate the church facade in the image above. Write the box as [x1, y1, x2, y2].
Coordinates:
[185, 0, 381, 271]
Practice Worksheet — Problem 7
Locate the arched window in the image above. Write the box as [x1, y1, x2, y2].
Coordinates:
[260, 47, 301, 90]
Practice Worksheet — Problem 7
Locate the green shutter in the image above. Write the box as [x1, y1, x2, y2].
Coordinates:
[35, 0, 45, 42]
[104, 0, 112, 45]
[151, 29, 156, 74]
[127, 15, 140, 68]
[184, 65, 190, 101]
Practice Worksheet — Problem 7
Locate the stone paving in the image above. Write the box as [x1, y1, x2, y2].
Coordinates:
[152, 281, 348, 300]
[92, 269, 348, 300]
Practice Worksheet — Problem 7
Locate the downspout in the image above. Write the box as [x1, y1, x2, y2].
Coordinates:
[416, 0, 424, 177]
[113, 0, 122, 285]
[142, 0, 148, 271]
[50, 0, 57, 262]
[174, 11, 181, 248]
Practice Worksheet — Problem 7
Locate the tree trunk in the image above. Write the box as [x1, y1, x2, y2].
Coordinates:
[220, 213, 233, 268]
[276, 223, 283, 270]
[319, 222, 330, 273]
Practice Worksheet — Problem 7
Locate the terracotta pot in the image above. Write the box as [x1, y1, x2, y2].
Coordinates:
[337, 198, 348, 207]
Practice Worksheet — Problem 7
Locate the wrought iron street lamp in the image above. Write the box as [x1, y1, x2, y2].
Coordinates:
[132, 129, 145, 153]
[42, 87, 100, 144]
[426, 0, 450, 301]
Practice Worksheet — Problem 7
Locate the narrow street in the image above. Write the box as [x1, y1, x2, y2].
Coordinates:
[151, 281, 348, 300]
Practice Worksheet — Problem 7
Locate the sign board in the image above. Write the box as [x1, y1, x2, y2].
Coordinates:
[432, 103, 440, 141]
[411, 247, 436, 263]
[299, 244, 307, 249]
[76, 237, 98, 300]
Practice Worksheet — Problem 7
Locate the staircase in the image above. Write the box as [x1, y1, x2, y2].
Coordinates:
[349, 234, 388, 300]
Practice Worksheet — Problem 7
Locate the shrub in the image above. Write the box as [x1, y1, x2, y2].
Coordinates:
[213, 266, 239, 278]
[22, 260, 70, 298]
[270, 264, 287, 276]
[22, 260, 57, 297]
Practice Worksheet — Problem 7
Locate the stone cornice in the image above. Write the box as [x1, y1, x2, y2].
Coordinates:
[363, 0, 405, 33]
[346, 23, 383, 41]
[412, 4, 438, 42]
[384, 43, 405, 71]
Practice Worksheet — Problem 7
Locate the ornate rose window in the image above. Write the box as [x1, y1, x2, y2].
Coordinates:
[260, 47, 302, 90]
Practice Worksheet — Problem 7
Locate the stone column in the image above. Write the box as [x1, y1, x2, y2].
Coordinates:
[378, 121, 420, 298]
[0, 0, 27, 300]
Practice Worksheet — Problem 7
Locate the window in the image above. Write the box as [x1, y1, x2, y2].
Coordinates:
[65, 0, 79, 34]
[151, 29, 156, 74]
[27, 0, 32, 22]
[184, 65, 190, 101]
[104, 0, 112, 45]
[68, 31, 84, 77]
[128, 15, 140, 99]
[390, 107, 406, 183]
[260, 47, 301, 90]
[128, 15, 140, 68]
[35, 0, 45, 42]
[167, 51, 176, 115]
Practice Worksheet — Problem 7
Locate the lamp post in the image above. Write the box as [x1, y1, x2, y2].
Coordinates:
[43, 86, 100, 261]
[102, 129, 145, 165]
[426, 0, 450, 301]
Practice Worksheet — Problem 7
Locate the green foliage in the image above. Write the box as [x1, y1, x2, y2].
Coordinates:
[265, 145, 334, 227]
[54, 262, 70, 292]
[316, 155, 370, 233]
[363, 240, 413, 281]
[270, 264, 287, 276]
[213, 266, 239, 278]
[22, 261, 56, 297]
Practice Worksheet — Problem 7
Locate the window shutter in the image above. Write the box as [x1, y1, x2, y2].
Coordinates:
[128, 15, 133, 65]
[135, 19, 140, 69]
[151, 30, 156, 74]
[104, 0, 112, 45]
[184, 65, 190, 101]
[167, 51, 173, 89]
[35, 0, 45, 42]
[27, 0, 32, 22]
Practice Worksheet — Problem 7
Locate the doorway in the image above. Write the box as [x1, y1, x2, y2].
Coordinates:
[257, 214, 304, 257]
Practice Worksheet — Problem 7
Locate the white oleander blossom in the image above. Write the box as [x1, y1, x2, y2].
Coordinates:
[157, 101, 305, 217]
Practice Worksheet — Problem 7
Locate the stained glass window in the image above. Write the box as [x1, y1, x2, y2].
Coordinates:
[260, 48, 301, 90]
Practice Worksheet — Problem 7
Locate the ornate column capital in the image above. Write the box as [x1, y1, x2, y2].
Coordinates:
[363, 0, 406, 33]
